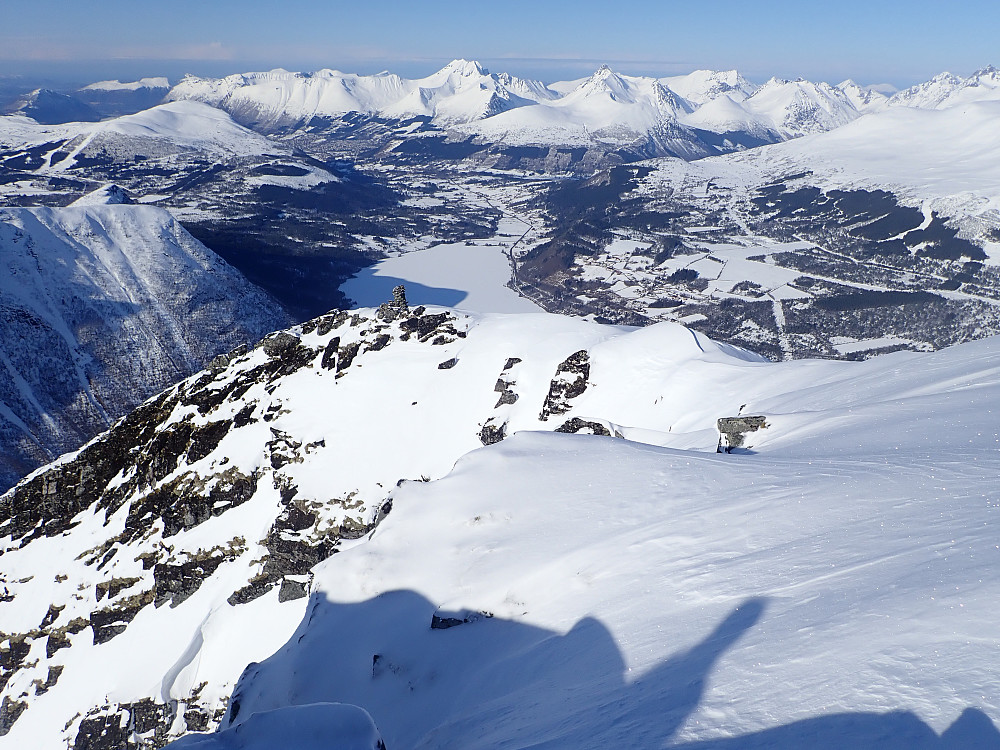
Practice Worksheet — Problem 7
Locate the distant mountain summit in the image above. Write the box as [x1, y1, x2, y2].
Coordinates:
[77, 77, 170, 117]
[887, 64, 1000, 109]
[13, 88, 100, 125]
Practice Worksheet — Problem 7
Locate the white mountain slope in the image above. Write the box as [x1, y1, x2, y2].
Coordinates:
[739, 77, 862, 137]
[721, 100, 1000, 217]
[457, 65, 705, 154]
[166, 60, 557, 131]
[677, 93, 780, 140]
[1, 301, 1000, 748]
[888, 65, 1000, 110]
[0, 201, 289, 491]
[0, 101, 340, 208]
[0, 101, 288, 167]
[837, 79, 889, 112]
[661, 69, 757, 105]
[80, 78, 170, 93]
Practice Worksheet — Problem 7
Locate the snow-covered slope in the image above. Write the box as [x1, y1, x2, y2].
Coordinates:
[0, 100, 287, 170]
[166, 60, 556, 131]
[837, 79, 889, 112]
[2, 301, 1000, 747]
[80, 77, 170, 93]
[661, 69, 757, 105]
[724, 100, 1000, 215]
[888, 65, 1000, 109]
[739, 77, 862, 137]
[458, 65, 701, 153]
[162, 61, 868, 158]
[0, 202, 289, 491]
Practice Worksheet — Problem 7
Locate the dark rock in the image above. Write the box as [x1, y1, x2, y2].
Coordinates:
[33, 664, 63, 695]
[717, 415, 768, 452]
[45, 630, 71, 658]
[0, 634, 31, 692]
[72, 699, 174, 750]
[437, 357, 458, 369]
[367, 333, 392, 352]
[0, 696, 27, 737]
[431, 610, 493, 630]
[94, 578, 140, 602]
[495, 390, 518, 407]
[186, 420, 232, 464]
[502, 357, 522, 370]
[314, 311, 348, 337]
[184, 708, 209, 732]
[90, 590, 154, 644]
[39, 603, 65, 628]
[320, 336, 341, 369]
[539, 350, 591, 421]
[555, 417, 611, 436]
[278, 578, 308, 602]
[261, 332, 301, 358]
[430, 615, 465, 630]
[336, 341, 361, 373]
[377, 284, 410, 321]
[479, 421, 507, 446]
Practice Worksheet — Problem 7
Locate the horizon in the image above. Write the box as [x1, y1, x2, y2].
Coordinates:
[4, 0, 1000, 92]
[2, 56, 998, 98]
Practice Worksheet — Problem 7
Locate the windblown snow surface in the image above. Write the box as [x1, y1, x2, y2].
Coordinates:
[2, 302, 999, 748]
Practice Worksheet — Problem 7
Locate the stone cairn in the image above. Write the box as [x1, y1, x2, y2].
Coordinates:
[377, 284, 409, 322]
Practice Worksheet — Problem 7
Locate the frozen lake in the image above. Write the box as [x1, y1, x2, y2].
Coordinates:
[341, 239, 542, 315]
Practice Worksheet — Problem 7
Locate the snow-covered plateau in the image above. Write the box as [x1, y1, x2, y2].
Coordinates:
[1, 300, 999, 748]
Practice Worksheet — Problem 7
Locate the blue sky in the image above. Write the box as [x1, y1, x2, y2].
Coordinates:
[2, 0, 997, 87]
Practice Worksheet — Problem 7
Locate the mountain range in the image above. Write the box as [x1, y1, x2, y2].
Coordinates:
[163, 61, 1000, 157]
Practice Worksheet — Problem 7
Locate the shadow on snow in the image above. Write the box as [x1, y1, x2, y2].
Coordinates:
[210, 591, 999, 749]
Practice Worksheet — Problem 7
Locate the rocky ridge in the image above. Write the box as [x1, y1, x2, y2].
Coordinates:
[4, 301, 726, 747]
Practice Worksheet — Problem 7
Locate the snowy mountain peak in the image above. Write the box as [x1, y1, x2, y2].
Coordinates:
[887, 71, 964, 108]
[80, 77, 170, 92]
[68, 183, 135, 206]
[744, 77, 860, 137]
[661, 69, 757, 105]
[836, 79, 888, 112]
[578, 65, 632, 99]
[438, 58, 489, 77]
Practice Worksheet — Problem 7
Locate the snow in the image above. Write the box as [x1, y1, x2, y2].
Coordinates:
[342, 238, 542, 314]
[735, 101, 1000, 212]
[143, 318, 1000, 749]
[661, 69, 757, 105]
[93, 100, 283, 157]
[80, 77, 170, 92]
[170, 703, 384, 750]
[5, 299, 1000, 747]
[166, 61, 556, 129]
